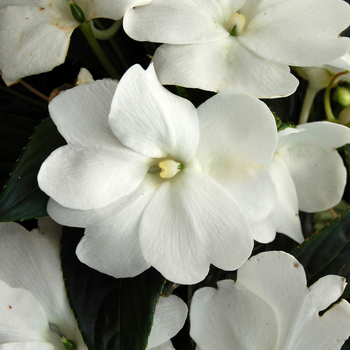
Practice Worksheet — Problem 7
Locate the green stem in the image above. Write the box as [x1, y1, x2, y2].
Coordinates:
[298, 84, 319, 124]
[79, 21, 120, 80]
[324, 71, 348, 123]
[93, 19, 129, 72]
[91, 19, 122, 40]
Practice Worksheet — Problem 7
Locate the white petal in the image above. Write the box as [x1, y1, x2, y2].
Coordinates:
[0, 219, 86, 349]
[76, 175, 160, 278]
[267, 155, 304, 243]
[148, 295, 188, 349]
[47, 198, 91, 228]
[197, 90, 277, 165]
[109, 64, 199, 161]
[196, 90, 277, 223]
[149, 341, 174, 350]
[81, 0, 154, 21]
[278, 122, 350, 212]
[0, 343, 56, 350]
[250, 216, 277, 244]
[153, 39, 298, 97]
[38, 144, 151, 210]
[140, 168, 253, 284]
[49, 79, 119, 151]
[0, 6, 76, 85]
[190, 280, 279, 350]
[0, 281, 59, 347]
[123, 0, 230, 44]
[282, 275, 350, 350]
[239, 0, 350, 66]
[236, 251, 309, 347]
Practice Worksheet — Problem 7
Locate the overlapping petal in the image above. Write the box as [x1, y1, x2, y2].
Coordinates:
[196, 90, 277, 222]
[109, 64, 199, 161]
[263, 155, 303, 243]
[190, 251, 350, 350]
[0, 219, 86, 350]
[153, 40, 298, 96]
[148, 295, 188, 349]
[0, 281, 61, 349]
[125, 0, 350, 96]
[38, 144, 151, 210]
[82, 0, 154, 21]
[239, 0, 350, 66]
[278, 122, 350, 212]
[75, 176, 161, 278]
[140, 168, 253, 284]
[123, 0, 230, 44]
[49, 79, 119, 151]
[190, 280, 279, 350]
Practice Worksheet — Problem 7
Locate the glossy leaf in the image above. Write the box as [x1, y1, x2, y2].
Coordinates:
[0, 116, 66, 222]
[291, 206, 350, 285]
[61, 226, 166, 350]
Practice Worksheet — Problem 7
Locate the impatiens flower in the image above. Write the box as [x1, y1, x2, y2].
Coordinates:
[123, 0, 350, 98]
[0, 0, 152, 85]
[190, 251, 350, 350]
[148, 295, 188, 350]
[296, 51, 350, 123]
[257, 122, 350, 244]
[38, 63, 279, 284]
[0, 218, 87, 350]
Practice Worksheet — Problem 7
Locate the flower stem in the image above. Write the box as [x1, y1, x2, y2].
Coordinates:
[19, 79, 49, 101]
[298, 84, 319, 124]
[79, 21, 120, 80]
[324, 71, 349, 123]
[93, 19, 130, 72]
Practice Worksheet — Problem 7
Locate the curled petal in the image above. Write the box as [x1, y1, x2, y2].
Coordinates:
[109, 64, 199, 161]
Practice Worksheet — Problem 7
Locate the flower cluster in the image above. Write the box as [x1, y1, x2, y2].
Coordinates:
[1, 0, 350, 349]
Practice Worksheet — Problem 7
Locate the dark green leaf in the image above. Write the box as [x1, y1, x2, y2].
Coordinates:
[0, 116, 66, 222]
[61, 226, 166, 350]
[339, 262, 350, 299]
[291, 206, 350, 285]
[0, 113, 39, 189]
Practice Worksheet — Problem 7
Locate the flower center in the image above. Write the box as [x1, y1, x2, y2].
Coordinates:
[158, 159, 183, 179]
[226, 13, 246, 36]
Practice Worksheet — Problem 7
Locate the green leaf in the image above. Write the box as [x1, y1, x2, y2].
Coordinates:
[342, 143, 350, 171]
[0, 116, 66, 222]
[61, 226, 166, 350]
[291, 206, 350, 285]
[0, 113, 40, 189]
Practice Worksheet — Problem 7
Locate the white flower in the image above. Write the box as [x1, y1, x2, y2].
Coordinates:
[0, 218, 87, 350]
[257, 122, 350, 244]
[0, 219, 187, 350]
[38, 63, 279, 284]
[123, 0, 350, 98]
[190, 251, 350, 350]
[148, 295, 188, 350]
[0, 0, 152, 85]
[297, 51, 350, 91]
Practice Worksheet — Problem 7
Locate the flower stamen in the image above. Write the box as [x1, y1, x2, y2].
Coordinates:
[226, 13, 246, 36]
[158, 160, 182, 179]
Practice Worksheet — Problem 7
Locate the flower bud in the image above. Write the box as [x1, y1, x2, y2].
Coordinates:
[68, 0, 86, 23]
[333, 86, 350, 107]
